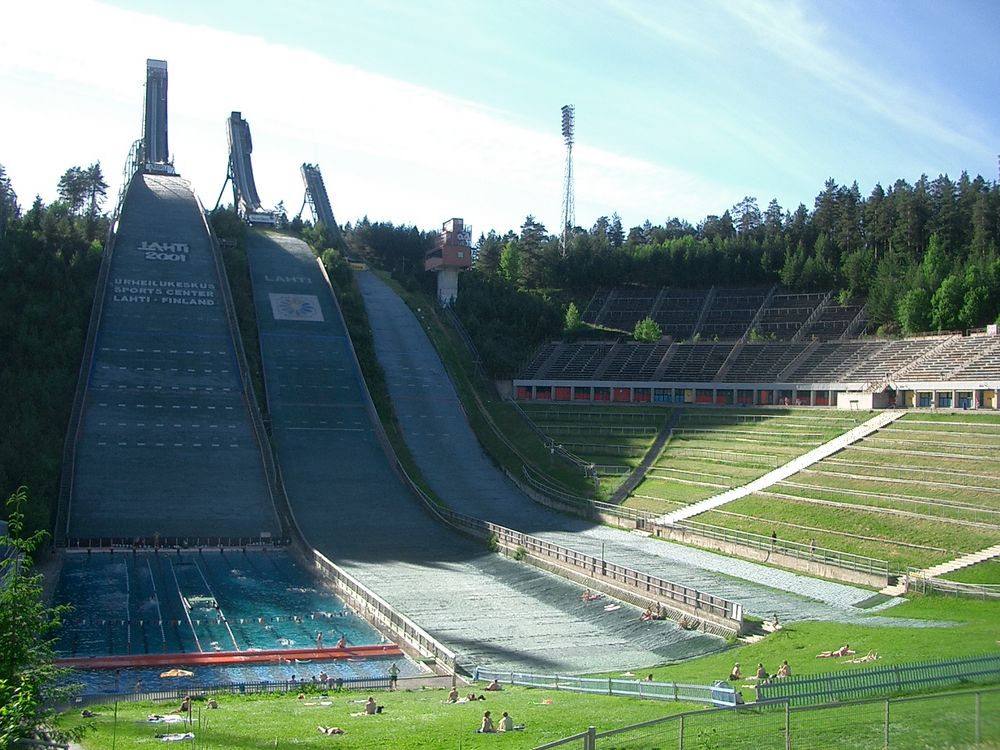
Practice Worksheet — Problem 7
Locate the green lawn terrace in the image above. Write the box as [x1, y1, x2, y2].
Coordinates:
[697, 411, 1000, 572]
[516, 403, 669, 484]
[942, 558, 1000, 584]
[626, 408, 870, 513]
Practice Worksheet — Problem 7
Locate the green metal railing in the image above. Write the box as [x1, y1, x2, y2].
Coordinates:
[757, 653, 1000, 706]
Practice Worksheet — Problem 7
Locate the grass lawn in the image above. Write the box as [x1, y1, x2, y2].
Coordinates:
[942, 559, 1000, 584]
[604, 596, 1000, 687]
[65, 597, 1000, 748]
[702, 494, 998, 568]
[66, 685, 696, 749]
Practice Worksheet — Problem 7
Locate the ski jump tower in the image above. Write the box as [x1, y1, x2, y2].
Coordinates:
[424, 218, 472, 304]
[141, 59, 175, 174]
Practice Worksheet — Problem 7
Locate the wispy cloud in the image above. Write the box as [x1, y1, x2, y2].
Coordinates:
[722, 0, 988, 155]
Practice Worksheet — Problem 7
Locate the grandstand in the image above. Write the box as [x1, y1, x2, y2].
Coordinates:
[581, 285, 868, 343]
[518, 404, 667, 475]
[515, 286, 1000, 411]
[44, 58, 998, 716]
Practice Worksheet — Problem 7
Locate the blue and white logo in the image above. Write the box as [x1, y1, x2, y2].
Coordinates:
[269, 293, 324, 322]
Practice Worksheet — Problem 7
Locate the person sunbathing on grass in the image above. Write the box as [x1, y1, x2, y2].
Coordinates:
[847, 650, 879, 664]
[318, 726, 345, 735]
[816, 644, 854, 658]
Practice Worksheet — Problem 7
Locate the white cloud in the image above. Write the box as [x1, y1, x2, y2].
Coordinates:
[723, 0, 988, 155]
[0, 0, 732, 232]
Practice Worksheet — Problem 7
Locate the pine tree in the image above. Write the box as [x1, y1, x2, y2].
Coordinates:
[0, 488, 84, 747]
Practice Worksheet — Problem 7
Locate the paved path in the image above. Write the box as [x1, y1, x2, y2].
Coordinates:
[656, 410, 907, 525]
[356, 272, 923, 628]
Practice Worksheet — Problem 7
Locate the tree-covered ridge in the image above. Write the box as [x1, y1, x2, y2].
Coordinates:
[0, 165, 106, 533]
[473, 174, 1000, 337]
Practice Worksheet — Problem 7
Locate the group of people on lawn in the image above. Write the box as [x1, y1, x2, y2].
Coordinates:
[729, 659, 792, 685]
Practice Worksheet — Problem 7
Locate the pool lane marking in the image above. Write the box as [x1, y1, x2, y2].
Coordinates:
[193, 558, 241, 652]
[146, 558, 168, 651]
[124, 558, 132, 654]
[167, 558, 204, 654]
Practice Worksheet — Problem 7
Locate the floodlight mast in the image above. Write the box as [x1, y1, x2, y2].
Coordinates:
[560, 104, 575, 256]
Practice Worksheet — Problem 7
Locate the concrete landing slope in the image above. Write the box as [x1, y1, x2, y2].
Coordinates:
[246, 233, 718, 672]
[356, 272, 911, 624]
[66, 174, 279, 540]
[656, 409, 907, 525]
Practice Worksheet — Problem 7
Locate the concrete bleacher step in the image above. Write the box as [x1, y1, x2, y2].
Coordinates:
[655, 410, 907, 526]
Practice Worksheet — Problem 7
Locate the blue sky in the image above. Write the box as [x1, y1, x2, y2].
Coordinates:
[2, 0, 998, 236]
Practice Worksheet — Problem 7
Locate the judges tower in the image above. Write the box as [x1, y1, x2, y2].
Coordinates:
[424, 218, 472, 304]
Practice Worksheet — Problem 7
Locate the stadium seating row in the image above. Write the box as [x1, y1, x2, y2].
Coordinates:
[580, 286, 867, 341]
[519, 334, 1000, 386]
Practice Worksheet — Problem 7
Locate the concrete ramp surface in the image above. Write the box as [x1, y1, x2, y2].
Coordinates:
[66, 174, 279, 541]
[246, 233, 721, 672]
[356, 272, 912, 624]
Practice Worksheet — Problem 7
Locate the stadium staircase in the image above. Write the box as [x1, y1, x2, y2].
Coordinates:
[740, 283, 778, 341]
[610, 410, 681, 504]
[791, 291, 833, 342]
[905, 544, 1000, 583]
[655, 409, 907, 526]
[842, 302, 869, 339]
[689, 286, 716, 340]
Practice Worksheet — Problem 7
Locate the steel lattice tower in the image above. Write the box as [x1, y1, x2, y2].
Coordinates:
[560, 104, 575, 256]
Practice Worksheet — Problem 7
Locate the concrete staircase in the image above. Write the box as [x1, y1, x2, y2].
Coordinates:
[915, 544, 1000, 580]
[880, 543, 1000, 596]
[655, 409, 908, 526]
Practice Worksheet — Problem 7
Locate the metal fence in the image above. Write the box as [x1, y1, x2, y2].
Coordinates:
[431, 505, 743, 633]
[473, 669, 735, 707]
[69, 675, 392, 709]
[905, 570, 1000, 599]
[757, 653, 1000, 706]
[307, 548, 459, 675]
[536, 687, 1000, 750]
[675, 519, 893, 578]
[534, 487, 894, 581]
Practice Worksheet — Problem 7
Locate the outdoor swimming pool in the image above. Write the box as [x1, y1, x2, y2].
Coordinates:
[68, 654, 427, 695]
[54, 548, 382, 657]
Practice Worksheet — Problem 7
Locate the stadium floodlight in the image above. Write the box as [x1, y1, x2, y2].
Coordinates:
[560, 105, 575, 255]
[561, 104, 575, 146]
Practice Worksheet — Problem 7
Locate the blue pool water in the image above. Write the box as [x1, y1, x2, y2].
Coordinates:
[54, 549, 383, 657]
